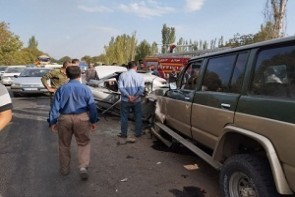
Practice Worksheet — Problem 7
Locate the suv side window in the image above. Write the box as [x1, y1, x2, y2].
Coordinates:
[251, 45, 295, 99]
[178, 60, 202, 90]
[230, 52, 248, 93]
[202, 54, 236, 92]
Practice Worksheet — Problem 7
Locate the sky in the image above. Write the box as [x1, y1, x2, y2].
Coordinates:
[1, 0, 295, 60]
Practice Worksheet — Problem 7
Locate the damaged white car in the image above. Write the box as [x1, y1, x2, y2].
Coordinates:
[86, 66, 168, 121]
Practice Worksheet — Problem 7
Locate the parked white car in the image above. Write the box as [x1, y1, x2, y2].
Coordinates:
[0, 66, 8, 75]
[0, 66, 26, 85]
[10, 67, 51, 96]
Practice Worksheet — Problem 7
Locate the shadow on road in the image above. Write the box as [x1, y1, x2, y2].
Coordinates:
[151, 140, 195, 155]
[169, 186, 206, 197]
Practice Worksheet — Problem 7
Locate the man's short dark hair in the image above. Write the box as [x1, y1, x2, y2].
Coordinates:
[72, 59, 80, 64]
[128, 61, 137, 69]
[66, 66, 81, 79]
[63, 60, 71, 68]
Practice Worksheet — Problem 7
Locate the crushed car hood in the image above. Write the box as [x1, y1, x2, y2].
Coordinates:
[95, 66, 127, 79]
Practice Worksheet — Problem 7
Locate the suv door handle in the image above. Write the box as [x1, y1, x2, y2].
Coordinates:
[221, 103, 231, 109]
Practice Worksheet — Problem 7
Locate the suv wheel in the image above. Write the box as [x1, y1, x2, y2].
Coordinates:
[220, 154, 278, 197]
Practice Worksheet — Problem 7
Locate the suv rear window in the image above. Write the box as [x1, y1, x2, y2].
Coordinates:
[251, 44, 295, 99]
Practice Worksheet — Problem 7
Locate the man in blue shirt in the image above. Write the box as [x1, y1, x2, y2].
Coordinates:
[48, 66, 98, 180]
[118, 61, 145, 138]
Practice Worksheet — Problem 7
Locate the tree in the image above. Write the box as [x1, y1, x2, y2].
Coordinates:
[92, 54, 105, 65]
[210, 38, 217, 49]
[161, 24, 176, 53]
[58, 56, 72, 64]
[0, 22, 23, 65]
[104, 33, 137, 65]
[218, 36, 224, 47]
[225, 33, 254, 48]
[193, 41, 198, 51]
[21, 36, 44, 64]
[203, 41, 209, 50]
[28, 36, 38, 49]
[264, 0, 287, 38]
[176, 37, 185, 53]
[253, 22, 275, 42]
[81, 55, 92, 64]
[150, 42, 158, 55]
[135, 40, 151, 61]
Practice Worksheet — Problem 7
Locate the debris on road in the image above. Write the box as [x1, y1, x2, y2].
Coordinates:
[126, 155, 134, 159]
[181, 174, 188, 178]
[120, 178, 128, 182]
[183, 164, 199, 170]
[116, 137, 136, 145]
[126, 137, 136, 143]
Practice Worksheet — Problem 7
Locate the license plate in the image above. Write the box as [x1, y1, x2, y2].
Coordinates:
[24, 88, 38, 91]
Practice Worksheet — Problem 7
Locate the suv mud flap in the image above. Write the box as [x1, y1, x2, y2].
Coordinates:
[152, 121, 222, 170]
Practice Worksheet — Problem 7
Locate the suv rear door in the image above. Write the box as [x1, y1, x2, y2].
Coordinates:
[191, 52, 249, 148]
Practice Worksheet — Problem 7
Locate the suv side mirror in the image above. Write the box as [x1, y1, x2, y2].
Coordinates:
[169, 81, 177, 90]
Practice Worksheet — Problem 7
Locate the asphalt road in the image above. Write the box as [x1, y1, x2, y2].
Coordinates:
[0, 95, 220, 197]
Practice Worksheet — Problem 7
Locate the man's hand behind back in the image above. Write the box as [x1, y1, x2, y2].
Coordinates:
[128, 95, 138, 103]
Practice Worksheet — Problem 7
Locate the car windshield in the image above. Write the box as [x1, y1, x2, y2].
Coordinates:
[19, 69, 50, 77]
[6, 67, 25, 73]
[0, 67, 7, 71]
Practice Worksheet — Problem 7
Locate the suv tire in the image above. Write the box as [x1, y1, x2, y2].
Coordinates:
[220, 154, 278, 197]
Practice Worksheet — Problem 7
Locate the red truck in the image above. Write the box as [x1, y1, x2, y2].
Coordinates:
[143, 48, 230, 79]
[143, 56, 190, 79]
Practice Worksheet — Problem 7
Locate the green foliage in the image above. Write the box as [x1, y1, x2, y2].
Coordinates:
[104, 32, 137, 65]
[150, 42, 158, 55]
[225, 33, 255, 47]
[0, 22, 23, 65]
[81, 55, 92, 64]
[28, 36, 38, 49]
[58, 56, 72, 64]
[161, 24, 176, 53]
[135, 40, 151, 61]
[92, 55, 105, 65]
[253, 22, 275, 42]
[78, 55, 105, 65]
[224, 22, 276, 48]
[0, 22, 46, 65]
[22, 47, 43, 64]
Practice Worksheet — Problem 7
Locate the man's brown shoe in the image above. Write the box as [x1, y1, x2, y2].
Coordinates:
[80, 167, 88, 180]
[60, 168, 70, 176]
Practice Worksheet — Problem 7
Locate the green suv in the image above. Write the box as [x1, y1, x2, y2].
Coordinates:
[152, 36, 295, 196]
